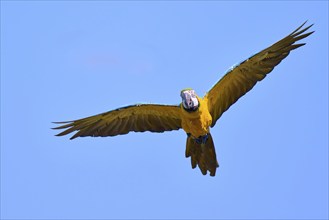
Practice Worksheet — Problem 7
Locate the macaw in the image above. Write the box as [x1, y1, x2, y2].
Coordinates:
[53, 22, 313, 176]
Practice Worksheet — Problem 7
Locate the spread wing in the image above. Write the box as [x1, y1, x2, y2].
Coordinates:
[53, 104, 182, 139]
[205, 22, 314, 127]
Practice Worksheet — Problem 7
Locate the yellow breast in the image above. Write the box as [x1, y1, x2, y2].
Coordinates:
[180, 97, 212, 138]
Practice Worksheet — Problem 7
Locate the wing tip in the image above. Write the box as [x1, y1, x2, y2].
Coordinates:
[53, 129, 79, 140]
[291, 21, 315, 38]
[51, 120, 74, 128]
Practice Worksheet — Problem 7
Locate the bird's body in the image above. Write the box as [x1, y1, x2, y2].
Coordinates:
[180, 96, 212, 138]
[53, 22, 314, 176]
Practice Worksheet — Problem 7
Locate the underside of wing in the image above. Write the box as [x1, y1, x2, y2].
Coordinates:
[53, 104, 182, 139]
[205, 21, 314, 127]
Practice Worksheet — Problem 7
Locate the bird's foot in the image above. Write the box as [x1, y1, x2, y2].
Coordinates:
[194, 134, 208, 144]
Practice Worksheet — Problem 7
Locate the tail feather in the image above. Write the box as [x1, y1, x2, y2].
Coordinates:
[185, 133, 219, 176]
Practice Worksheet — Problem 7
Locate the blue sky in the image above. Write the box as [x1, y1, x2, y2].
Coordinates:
[1, 1, 328, 219]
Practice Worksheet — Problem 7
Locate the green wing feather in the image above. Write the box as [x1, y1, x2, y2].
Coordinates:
[205, 21, 314, 127]
[53, 104, 182, 139]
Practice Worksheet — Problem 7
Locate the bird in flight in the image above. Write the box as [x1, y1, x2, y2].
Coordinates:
[53, 22, 313, 176]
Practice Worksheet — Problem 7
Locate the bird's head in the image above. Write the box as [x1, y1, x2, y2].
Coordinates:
[180, 88, 199, 111]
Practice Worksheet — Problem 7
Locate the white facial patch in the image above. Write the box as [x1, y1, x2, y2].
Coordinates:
[181, 89, 199, 110]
